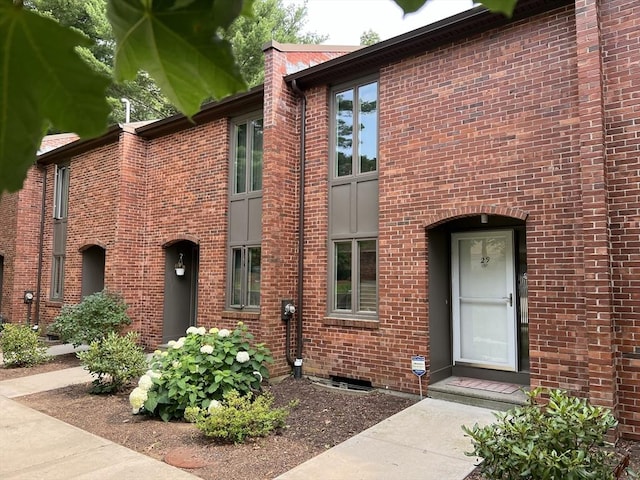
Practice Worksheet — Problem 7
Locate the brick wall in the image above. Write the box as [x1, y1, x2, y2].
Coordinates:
[0, 168, 45, 325]
[37, 142, 122, 330]
[143, 120, 231, 347]
[602, 0, 640, 439]
[298, 5, 588, 395]
[4, 0, 638, 440]
[0, 189, 19, 322]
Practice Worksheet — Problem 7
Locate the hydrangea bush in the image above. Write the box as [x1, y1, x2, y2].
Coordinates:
[131, 322, 272, 421]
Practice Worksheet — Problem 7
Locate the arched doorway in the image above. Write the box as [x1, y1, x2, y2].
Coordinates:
[428, 214, 529, 385]
[81, 246, 105, 298]
[162, 240, 199, 343]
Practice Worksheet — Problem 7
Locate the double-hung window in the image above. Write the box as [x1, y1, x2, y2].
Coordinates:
[330, 79, 379, 316]
[228, 116, 263, 309]
[51, 164, 69, 300]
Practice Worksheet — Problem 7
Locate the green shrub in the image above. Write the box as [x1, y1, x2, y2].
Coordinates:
[51, 290, 131, 347]
[463, 388, 620, 480]
[131, 323, 272, 421]
[0, 323, 49, 367]
[78, 331, 148, 393]
[190, 389, 291, 443]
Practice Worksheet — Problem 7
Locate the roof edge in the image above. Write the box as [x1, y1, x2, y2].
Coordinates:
[136, 85, 264, 139]
[285, 0, 573, 87]
[262, 40, 362, 53]
[37, 125, 123, 165]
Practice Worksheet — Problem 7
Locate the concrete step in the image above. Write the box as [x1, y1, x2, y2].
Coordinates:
[428, 377, 528, 412]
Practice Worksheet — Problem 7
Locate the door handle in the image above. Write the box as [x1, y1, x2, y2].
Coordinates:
[503, 293, 513, 306]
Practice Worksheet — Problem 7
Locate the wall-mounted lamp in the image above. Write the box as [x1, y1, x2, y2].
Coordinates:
[480, 214, 489, 224]
[175, 253, 185, 276]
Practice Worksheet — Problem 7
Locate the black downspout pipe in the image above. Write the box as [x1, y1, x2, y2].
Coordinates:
[34, 164, 47, 327]
[291, 79, 306, 379]
[284, 318, 294, 367]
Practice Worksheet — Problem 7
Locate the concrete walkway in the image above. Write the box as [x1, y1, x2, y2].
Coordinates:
[276, 397, 494, 480]
[0, 344, 496, 479]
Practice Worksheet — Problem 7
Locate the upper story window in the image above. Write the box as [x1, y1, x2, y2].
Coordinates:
[51, 164, 69, 300]
[335, 81, 378, 178]
[233, 118, 263, 194]
[228, 115, 263, 310]
[329, 79, 379, 318]
[53, 164, 70, 219]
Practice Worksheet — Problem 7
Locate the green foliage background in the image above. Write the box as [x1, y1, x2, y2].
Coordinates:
[0, 0, 518, 194]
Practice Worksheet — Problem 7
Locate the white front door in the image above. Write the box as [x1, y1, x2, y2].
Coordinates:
[451, 230, 517, 371]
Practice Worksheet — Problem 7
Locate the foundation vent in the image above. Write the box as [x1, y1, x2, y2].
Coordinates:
[330, 375, 373, 392]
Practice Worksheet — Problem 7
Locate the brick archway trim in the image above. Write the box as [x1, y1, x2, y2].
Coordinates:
[78, 241, 107, 252]
[425, 206, 529, 229]
[162, 235, 200, 248]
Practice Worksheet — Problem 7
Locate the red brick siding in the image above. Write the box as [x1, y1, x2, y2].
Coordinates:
[38, 143, 122, 330]
[298, 6, 589, 395]
[0, 189, 19, 322]
[0, 167, 43, 324]
[143, 121, 231, 347]
[602, 0, 640, 439]
[3, 0, 639, 441]
[262, 47, 303, 374]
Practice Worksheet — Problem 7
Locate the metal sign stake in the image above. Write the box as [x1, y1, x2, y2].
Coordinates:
[411, 355, 426, 400]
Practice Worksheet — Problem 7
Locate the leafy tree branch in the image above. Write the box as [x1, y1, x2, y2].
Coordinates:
[0, 0, 517, 194]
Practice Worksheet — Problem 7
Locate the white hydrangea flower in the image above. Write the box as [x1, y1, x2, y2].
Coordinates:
[207, 400, 222, 414]
[173, 337, 185, 349]
[161, 351, 169, 357]
[197, 326, 206, 335]
[129, 387, 148, 414]
[172, 360, 182, 369]
[153, 349, 162, 356]
[146, 369, 161, 379]
[186, 326, 199, 335]
[218, 329, 230, 338]
[236, 351, 250, 363]
[200, 344, 214, 354]
[138, 374, 153, 391]
[209, 327, 219, 334]
[167, 340, 176, 347]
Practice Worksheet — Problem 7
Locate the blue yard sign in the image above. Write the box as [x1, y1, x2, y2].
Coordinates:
[411, 355, 426, 377]
[411, 355, 426, 400]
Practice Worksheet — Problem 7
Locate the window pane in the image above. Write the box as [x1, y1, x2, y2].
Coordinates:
[334, 242, 352, 310]
[231, 249, 243, 305]
[234, 124, 247, 194]
[247, 247, 261, 307]
[359, 82, 378, 173]
[251, 119, 263, 191]
[52, 255, 64, 299]
[335, 89, 353, 177]
[55, 166, 70, 219]
[358, 240, 377, 312]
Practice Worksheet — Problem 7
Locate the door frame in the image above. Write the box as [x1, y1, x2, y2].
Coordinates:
[162, 241, 199, 343]
[451, 229, 517, 371]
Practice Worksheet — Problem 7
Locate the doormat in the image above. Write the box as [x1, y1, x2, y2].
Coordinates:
[448, 377, 521, 394]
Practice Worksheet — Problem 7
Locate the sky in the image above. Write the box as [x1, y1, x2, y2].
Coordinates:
[285, 0, 476, 45]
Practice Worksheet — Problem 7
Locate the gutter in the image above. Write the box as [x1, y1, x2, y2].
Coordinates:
[290, 79, 306, 379]
[284, 0, 573, 89]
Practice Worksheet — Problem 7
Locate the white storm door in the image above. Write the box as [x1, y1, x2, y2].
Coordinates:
[452, 230, 517, 371]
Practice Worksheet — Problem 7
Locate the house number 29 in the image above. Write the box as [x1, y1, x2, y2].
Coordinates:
[480, 256, 491, 267]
